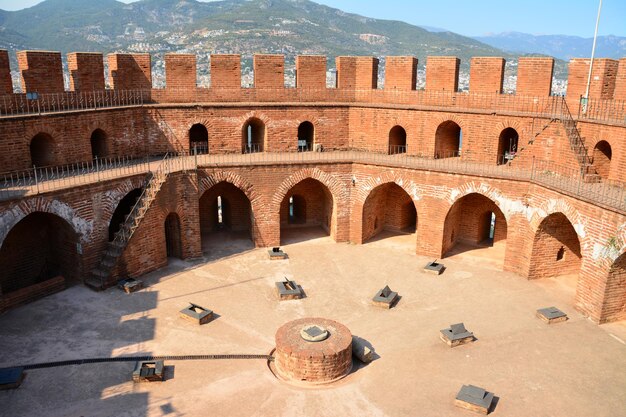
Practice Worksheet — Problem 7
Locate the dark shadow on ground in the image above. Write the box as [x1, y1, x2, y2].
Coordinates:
[280, 226, 329, 245]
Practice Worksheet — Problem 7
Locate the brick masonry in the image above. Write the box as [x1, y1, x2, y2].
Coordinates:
[385, 56, 418, 90]
[165, 54, 197, 90]
[0, 50, 13, 95]
[17, 50, 65, 94]
[426, 56, 460, 91]
[274, 317, 352, 383]
[470, 57, 505, 94]
[254, 54, 285, 89]
[108, 53, 152, 90]
[68, 52, 105, 92]
[517, 57, 554, 97]
[210, 55, 241, 89]
[295, 55, 326, 89]
[614, 58, 626, 101]
[336, 56, 379, 89]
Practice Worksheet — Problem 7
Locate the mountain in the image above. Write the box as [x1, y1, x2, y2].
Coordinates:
[474, 32, 626, 60]
[0, 0, 508, 66]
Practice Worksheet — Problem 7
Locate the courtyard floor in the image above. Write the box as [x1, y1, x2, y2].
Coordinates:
[1, 228, 625, 417]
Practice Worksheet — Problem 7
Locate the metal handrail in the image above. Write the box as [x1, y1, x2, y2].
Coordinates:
[0, 89, 147, 117]
[1, 147, 624, 212]
[2, 89, 625, 126]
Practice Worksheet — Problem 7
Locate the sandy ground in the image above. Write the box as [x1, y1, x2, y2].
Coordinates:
[1, 227, 625, 417]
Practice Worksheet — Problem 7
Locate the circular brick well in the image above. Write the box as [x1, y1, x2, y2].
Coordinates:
[274, 317, 352, 384]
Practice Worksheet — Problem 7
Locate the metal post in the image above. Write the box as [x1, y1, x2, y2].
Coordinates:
[583, 0, 603, 114]
[33, 165, 39, 193]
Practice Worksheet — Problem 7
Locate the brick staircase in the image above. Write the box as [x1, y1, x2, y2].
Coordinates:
[85, 156, 171, 290]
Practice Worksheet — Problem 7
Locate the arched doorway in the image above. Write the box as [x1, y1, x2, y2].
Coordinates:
[199, 181, 254, 255]
[242, 118, 265, 153]
[603, 252, 626, 322]
[388, 125, 407, 154]
[497, 127, 518, 164]
[108, 188, 143, 241]
[189, 123, 209, 154]
[362, 182, 417, 246]
[0, 212, 79, 309]
[298, 121, 314, 152]
[90, 129, 108, 159]
[279, 178, 334, 244]
[30, 132, 55, 167]
[592, 140, 611, 180]
[164, 213, 183, 259]
[442, 193, 507, 262]
[529, 213, 581, 280]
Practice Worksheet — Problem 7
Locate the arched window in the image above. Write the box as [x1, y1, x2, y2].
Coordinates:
[30, 132, 55, 167]
[434, 121, 461, 158]
[592, 140, 612, 180]
[242, 118, 265, 153]
[497, 127, 519, 164]
[388, 125, 407, 154]
[90, 129, 108, 159]
[297, 121, 314, 152]
[189, 123, 209, 154]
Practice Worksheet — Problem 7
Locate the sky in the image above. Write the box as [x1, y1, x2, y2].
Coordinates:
[1, 0, 624, 38]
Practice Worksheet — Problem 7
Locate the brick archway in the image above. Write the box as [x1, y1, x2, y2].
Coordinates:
[528, 200, 584, 238]
[199, 170, 260, 206]
[199, 170, 261, 245]
[0, 197, 91, 248]
[446, 181, 512, 221]
[602, 251, 626, 322]
[272, 168, 343, 210]
[353, 171, 421, 245]
[441, 192, 508, 259]
[272, 168, 344, 243]
[353, 170, 421, 204]
[528, 212, 582, 280]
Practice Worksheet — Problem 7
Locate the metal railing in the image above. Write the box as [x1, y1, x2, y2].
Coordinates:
[0, 155, 157, 200]
[152, 87, 570, 118]
[388, 144, 407, 155]
[0, 147, 624, 212]
[243, 143, 263, 154]
[578, 96, 626, 125]
[0, 90, 148, 117]
[1, 88, 625, 127]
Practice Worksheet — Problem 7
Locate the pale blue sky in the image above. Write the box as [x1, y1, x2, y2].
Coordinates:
[1, 0, 624, 37]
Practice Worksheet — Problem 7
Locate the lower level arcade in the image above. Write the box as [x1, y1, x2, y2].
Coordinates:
[0, 163, 625, 324]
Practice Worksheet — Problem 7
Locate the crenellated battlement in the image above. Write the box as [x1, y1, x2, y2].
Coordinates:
[1, 50, 626, 103]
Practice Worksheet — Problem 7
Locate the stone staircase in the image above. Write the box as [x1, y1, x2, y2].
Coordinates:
[85, 157, 171, 290]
